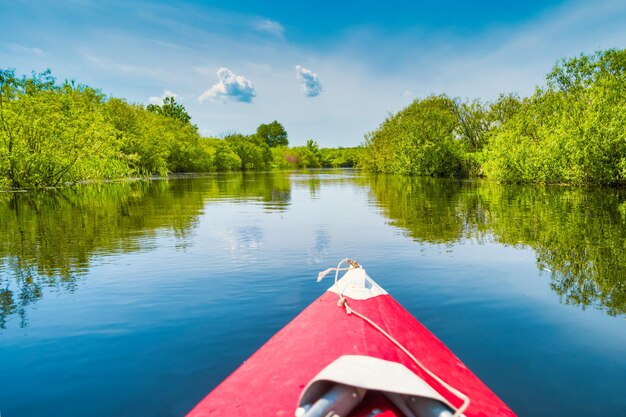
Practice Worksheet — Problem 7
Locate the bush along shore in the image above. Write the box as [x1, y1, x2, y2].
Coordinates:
[360, 48, 626, 185]
[0, 69, 360, 190]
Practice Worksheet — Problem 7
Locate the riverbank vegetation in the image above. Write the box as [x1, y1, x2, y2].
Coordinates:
[360, 48, 626, 185]
[0, 69, 359, 189]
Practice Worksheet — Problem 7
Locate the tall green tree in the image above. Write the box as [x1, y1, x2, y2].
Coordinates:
[146, 96, 192, 125]
[361, 95, 465, 177]
[256, 120, 288, 147]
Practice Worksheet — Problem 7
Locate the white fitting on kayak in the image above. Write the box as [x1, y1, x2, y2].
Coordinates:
[297, 355, 460, 417]
[326, 268, 388, 300]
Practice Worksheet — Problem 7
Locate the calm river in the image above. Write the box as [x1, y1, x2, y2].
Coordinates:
[0, 169, 624, 416]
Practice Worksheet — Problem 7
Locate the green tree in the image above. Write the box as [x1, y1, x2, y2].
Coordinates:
[146, 96, 192, 125]
[209, 138, 242, 171]
[453, 99, 490, 153]
[488, 93, 522, 126]
[293, 139, 322, 168]
[484, 49, 626, 185]
[360, 95, 465, 177]
[0, 69, 129, 188]
[224, 133, 272, 170]
[256, 121, 288, 147]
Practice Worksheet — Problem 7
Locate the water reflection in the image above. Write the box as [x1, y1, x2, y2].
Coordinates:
[1, 170, 625, 329]
[364, 174, 626, 316]
[0, 172, 291, 328]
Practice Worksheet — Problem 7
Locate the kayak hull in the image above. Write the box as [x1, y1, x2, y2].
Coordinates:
[187, 283, 516, 417]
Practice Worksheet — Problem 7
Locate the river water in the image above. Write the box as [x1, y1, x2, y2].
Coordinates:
[0, 170, 624, 416]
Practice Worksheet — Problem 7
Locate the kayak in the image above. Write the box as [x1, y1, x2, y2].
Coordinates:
[187, 259, 516, 417]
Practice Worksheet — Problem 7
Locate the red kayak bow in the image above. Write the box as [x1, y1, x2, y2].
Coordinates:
[187, 259, 516, 417]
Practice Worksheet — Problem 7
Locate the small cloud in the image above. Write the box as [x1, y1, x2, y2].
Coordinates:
[4, 43, 45, 56]
[148, 90, 179, 105]
[402, 89, 414, 98]
[295, 65, 322, 97]
[199, 68, 256, 103]
[254, 19, 285, 38]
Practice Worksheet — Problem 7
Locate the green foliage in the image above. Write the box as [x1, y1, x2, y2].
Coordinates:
[105, 98, 214, 176]
[267, 140, 361, 169]
[146, 96, 192, 125]
[360, 95, 466, 177]
[270, 146, 298, 169]
[362, 48, 626, 185]
[204, 138, 241, 171]
[484, 50, 626, 185]
[0, 69, 129, 188]
[488, 93, 523, 126]
[224, 133, 272, 170]
[290, 139, 322, 168]
[0, 69, 221, 188]
[0, 67, 346, 188]
[256, 120, 288, 147]
[318, 147, 362, 168]
[0, 69, 306, 189]
[453, 99, 490, 152]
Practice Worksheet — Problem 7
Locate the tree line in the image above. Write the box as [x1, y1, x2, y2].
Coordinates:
[360, 48, 626, 185]
[0, 69, 360, 189]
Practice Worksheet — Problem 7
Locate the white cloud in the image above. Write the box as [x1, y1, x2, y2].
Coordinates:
[295, 65, 322, 97]
[148, 90, 179, 105]
[199, 68, 257, 103]
[254, 19, 284, 38]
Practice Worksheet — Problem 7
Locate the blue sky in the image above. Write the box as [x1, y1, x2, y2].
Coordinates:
[2, 0, 626, 146]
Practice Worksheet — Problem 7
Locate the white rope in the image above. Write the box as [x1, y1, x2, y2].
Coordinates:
[322, 260, 471, 417]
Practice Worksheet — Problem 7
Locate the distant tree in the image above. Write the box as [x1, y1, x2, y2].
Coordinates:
[224, 133, 272, 170]
[452, 99, 490, 152]
[256, 121, 288, 147]
[360, 95, 465, 177]
[306, 139, 320, 154]
[147, 96, 191, 124]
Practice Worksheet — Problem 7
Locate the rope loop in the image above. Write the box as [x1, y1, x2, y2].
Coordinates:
[318, 260, 470, 417]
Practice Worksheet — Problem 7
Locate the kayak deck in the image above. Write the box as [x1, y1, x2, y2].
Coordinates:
[187, 266, 516, 417]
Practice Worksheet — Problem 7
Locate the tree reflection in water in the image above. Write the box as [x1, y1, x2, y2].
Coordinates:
[364, 174, 626, 316]
[0, 172, 291, 328]
[1, 170, 624, 329]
